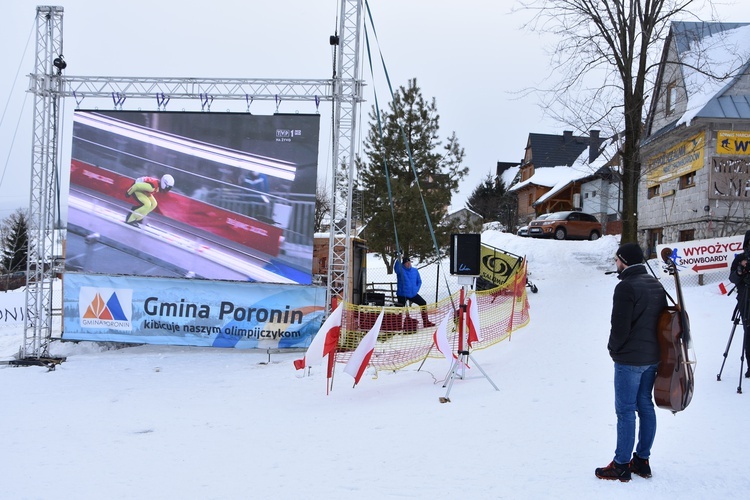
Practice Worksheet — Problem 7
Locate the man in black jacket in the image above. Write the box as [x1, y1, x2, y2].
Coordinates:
[728, 229, 750, 378]
[596, 243, 667, 483]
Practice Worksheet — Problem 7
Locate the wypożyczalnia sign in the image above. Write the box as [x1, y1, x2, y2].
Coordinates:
[717, 130, 750, 155]
[646, 132, 705, 187]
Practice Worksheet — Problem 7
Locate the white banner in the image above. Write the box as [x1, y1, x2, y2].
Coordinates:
[656, 235, 743, 275]
[0, 290, 26, 328]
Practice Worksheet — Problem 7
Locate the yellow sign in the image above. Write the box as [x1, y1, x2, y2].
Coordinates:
[479, 244, 522, 286]
[646, 132, 705, 186]
[717, 130, 750, 155]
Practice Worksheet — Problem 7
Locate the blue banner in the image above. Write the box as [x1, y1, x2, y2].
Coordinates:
[63, 274, 326, 349]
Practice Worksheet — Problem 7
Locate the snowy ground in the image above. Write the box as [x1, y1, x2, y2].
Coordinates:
[1, 231, 748, 499]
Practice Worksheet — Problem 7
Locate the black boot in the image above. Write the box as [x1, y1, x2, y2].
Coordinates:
[595, 461, 631, 482]
[629, 453, 652, 478]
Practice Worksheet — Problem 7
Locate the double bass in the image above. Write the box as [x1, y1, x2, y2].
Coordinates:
[654, 247, 695, 413]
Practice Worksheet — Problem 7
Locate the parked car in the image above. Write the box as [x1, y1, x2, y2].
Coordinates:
[528, 211, 602, 240]
[517, 214, 551, 237]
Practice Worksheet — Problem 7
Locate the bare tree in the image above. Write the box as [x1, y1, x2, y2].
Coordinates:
[314, 183, 332, 233]
[519, 0, 704, 242]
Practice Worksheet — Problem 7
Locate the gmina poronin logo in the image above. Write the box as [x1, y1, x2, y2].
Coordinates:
[79, 286, 133, 330]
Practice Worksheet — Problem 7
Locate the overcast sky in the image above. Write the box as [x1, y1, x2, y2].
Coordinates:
[1, 0, 750, 220]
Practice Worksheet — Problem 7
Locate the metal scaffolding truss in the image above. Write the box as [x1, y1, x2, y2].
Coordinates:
[327, 0, 363, 308]
[38, 76, 339, 103]
[23, 6, 65, 361]
[22, 2, 363, 359]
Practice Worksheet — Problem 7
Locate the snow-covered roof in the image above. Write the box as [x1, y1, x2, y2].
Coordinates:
[569, 136, 620, 174]
[676, 23, 750, 126]
[509, 135, 620, 204]
[509, 165, 581, 193]
[447, 206, 482, 219]
[499, 165, 520, 189]
[533, 168, 587, 204]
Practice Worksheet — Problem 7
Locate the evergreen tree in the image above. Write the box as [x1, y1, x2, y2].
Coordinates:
[467, 173, 504, 220]
[355, 78, 468, 270]
[466, 173, 517, 230]
[1, 209, 29, 274]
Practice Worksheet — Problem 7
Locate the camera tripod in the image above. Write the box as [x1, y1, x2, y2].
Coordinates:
[717, 301, 748, 394]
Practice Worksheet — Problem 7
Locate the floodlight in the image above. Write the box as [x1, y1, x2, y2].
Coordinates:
[53, 55, 67, 71]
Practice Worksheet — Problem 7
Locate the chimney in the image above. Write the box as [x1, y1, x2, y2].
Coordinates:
[563, 130, 573, 144]
[589, 130, 601, 164]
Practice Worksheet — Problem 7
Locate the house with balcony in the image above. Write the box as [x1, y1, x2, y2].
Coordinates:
[508, 130, 621, 233]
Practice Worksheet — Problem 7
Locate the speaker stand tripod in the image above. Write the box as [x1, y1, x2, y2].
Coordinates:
[441, 280, 499, 402]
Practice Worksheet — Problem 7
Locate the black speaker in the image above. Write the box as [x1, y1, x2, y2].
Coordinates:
[362, 292, 385, 306]
[449, 233, 481, 275]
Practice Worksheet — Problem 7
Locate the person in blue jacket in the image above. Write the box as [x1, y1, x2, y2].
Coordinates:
[394, 256, 434, 327]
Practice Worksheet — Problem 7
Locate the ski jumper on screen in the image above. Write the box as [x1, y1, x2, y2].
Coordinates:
[125, 174, 174, 226]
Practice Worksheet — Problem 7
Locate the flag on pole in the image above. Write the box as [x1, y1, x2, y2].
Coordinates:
[466, 292, 483, 348]
[433, 312, 454, 372]
[294, 303, 343, 370]
[343, 308, 384, 385]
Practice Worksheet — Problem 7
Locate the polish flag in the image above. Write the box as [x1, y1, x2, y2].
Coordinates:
[466, 292, 483, 348]
[293, 303, 343, 370]
[344, 309, 384, 385]
[433, 312, 455, 372]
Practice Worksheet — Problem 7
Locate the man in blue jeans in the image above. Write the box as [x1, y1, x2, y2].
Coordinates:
[596, 243, 667, 482]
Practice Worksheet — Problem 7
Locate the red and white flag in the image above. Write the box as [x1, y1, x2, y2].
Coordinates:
[293, 303, 343, 370]
[466, 292, 483, 348]
[433, 312, 455, 372]
[343, 309, 384, 385]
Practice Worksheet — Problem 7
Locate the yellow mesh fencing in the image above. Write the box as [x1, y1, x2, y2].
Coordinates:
[335, 260, 531, 372]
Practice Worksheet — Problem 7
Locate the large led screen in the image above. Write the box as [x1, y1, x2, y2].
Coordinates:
[67, 111, 320, 284]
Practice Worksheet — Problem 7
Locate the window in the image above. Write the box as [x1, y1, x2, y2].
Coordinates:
[647, 228, 664, 259]
[679, 229, 695, 242]
[581, 213, 598, 222]
[647, 185, 661, 199]
[680, 171, 696, 189]
[666, 81, 678, 115]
